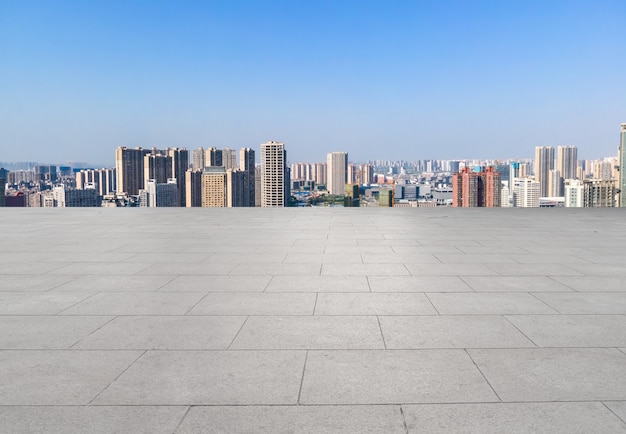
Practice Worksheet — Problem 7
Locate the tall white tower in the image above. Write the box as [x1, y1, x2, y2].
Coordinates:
[261, 141, 288, 207]
[327, 152, 348, 195]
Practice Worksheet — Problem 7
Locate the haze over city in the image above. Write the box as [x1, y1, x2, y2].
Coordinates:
[2, 0, 624, 165]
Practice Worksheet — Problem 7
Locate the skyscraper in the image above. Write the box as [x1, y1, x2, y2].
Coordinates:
[327, 152, 348, 195]
[261, 141, 288, 207]
[185, 169, 203, 207]
[534, 146, 555, 197]
[223, 148, 237, 170]
[167, 147, 189, 207]
[239, 148, 256, 207]
[116, 147, 151, 195]
[144, 151, 171, 185]
[205, 148, 223, 167]
[557, 146, 578, 180]
[192, 147, 205, 170]
[619, 124, 626, 208]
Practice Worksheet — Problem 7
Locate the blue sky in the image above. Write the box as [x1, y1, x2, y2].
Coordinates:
[1, 0, 624, 166]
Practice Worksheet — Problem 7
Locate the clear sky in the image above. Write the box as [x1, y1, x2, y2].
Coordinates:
[1, 0, 624, 166]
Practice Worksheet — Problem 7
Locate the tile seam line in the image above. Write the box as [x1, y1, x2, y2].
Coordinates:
[296, 350, 309, 405]
[68, 315, 119, 349]
[86, 349, 147, 406]
[226, 316, 250, 350]
[464, 348, 503, 403]
[502, 315, 540, 348]
[172, 405, 193, 433]
[399, 404, 410, 434]
[53, 291, 102, 315]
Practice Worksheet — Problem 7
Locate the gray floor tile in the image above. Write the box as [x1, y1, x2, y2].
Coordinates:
[533, 292, 626, 314]
[61, 292, 206, 315]
[461, 276, 571, 292]
[361, 253, 440, 264]
[267, 275, 370, 292]
[0, 262, 69, 275]
[604, 401, 626, 425]
[47, 262, 152, 275]
[379, 316, 534, 349]
[74, 316, 246, 349]
[0, 316, 113, 349]
[469, 348, 626, 401]
[552, 276, 626, 292]
[402, 402, 626, 434]
[0, 275, 77, 292]
[565, 264, 626, 276]
[0, 406, 188, 434]
[0, 292, 93, 315]
[53, 275, 174, 292]
[188, 292, 315, 315]
[0, 350, 141, 405]
[139, 263, 237, 275]
[206, 253, 288, 263]
[433, 254, 516, 264]
[405, 263, 498, 276]
[322, 263, 409, 276]
[231, 316, 384, 349]
[127, 252, 211, 263]
[160, 275, 272, 292]
[486, 263, 582, 276]
[506, 315, 626, 347]
[229, 263, 321, 276]
[284, 253, 364, 263]
[427, 293, 558, 314]
[368, 275, 473, 292]
[94, 350, 305, 405]
[315, 293, 437, 315]
[300, 350, 498, 404]
[176, 405, 406, 434]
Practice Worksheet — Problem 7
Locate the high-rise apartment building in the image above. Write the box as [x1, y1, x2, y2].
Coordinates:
[359, 164, 374, 185]
[76, 168, 116, 197]
[223, 148, 237, 170]
[0, 169, 7, 207]
[261, 141, 288, 207]
[239, 148, 256, 207]
[116, 147, 151, 195]
[534, 146, 555, 197]
[205, 148, 223, 168]
[558, 146, 578, 180]
[167, 147, 189, 207]
[141, 179, 178, 207]
[513, 177, 540, 208]
[185, 169, 203, 207]
[192, 147, 205, 170]
[452, 167, 502, 207]
[144, 151, 171, 185]
[327, 152, 348, 195]
[564, 179, 584, 207]
[313, 163, 327, 185]
[584, 179, 616, 207]
[618, 123, 626, 208]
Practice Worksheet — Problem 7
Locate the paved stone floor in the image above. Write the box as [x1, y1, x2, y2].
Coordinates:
[1, 207, 626, 433]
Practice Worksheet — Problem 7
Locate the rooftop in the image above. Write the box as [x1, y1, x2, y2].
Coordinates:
[1, 207, 626, 433]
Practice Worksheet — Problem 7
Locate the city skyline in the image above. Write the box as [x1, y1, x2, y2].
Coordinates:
[1, 1, 625, 164]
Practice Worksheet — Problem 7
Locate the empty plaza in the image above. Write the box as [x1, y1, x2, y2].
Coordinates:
[1, 208, 626, 433]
